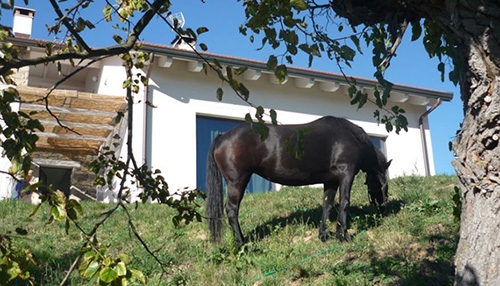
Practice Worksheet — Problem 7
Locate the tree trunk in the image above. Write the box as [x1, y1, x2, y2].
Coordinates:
[330, 0, 500, 283]
[452, 11, 500, 285]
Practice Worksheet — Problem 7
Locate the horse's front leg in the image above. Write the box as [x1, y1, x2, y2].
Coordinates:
[319, 182, 338, 242]
[336, 175, 354, 242]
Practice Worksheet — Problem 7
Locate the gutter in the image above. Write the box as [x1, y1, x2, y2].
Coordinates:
[419, 98, 442, 176]
[143, 53, 155, 167]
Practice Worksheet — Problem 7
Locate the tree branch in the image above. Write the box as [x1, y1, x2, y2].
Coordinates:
[378, 20, 408, 71]
[48, 0, 92, 52]
[0, 0, 167, 76]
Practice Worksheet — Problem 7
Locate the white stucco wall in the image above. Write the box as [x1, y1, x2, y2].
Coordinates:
[0, 53, 440, 202]
[0, 85, 20, 200]
[146, 58, 436, 192]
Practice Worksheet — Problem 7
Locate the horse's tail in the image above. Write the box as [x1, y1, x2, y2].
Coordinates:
[206, 136, 224, 242]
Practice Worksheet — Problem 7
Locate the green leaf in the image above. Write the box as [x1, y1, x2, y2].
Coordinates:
[411, 21, 422, 41]
[29, 203, 42, 217]
[267, 55, 278, 70]
[290, 0, 307, 10]
[113, 34, 122, 44]
[114, 261, 127, 277]
[385, 121, 393, 132]
[119, 253, 131, 264]
[270, 109, 278, 125]
[216, 88, 223, 101]
[212, 58, 222, 69]
[235, 66, 248, 75]
[274, 65, 287, 83]
[199, 43, 208, 51]
[252, 122, 269, 141]
[51, 205, 66, 221]
[244, 113, 253, 123]
[129, 269, 146, 284]
[67, 207, 78, 220]
[350, 35, 362, 53]
[255, 106, 265, 120]
[437, 62, 445, 82]
[103, 5, 113, 22]
[65, 218, 71, 234]
[238, 83, 250, 101]
[339, 45, 356, 61]
[99, 267, 118, 283]
[84, 261, 100, 278]
[196, 27, 209, 35]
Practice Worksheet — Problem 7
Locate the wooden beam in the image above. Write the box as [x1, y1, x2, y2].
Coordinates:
[243, 69, 261, 80]
[187, 60, 203, 72]
[294, 77, 315, 89]
[408, 96, 430, 106]
[157, 56, 173, 68]
[389, 92, 409, 103]
[270, 74, 288, 85]
[319, 81, 340, 92]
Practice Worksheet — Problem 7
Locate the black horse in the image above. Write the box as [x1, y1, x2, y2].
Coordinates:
[206, 116, 391, 247]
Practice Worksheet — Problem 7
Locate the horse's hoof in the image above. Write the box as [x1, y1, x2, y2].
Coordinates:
[344, 233, 352, 242]
[318, 232, 329, 242]
[335, 232, 351, 242]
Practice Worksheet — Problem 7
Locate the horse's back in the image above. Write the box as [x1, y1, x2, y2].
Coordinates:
[211, 116, 375, 185]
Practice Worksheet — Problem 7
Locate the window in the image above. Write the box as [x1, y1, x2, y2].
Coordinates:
[39, 166, 72, 196]
[370, 136, 387, 155]
[196, 116, 272, 193]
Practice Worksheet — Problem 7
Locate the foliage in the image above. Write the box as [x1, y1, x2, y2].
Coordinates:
[0, 1, 206, 284]
[0, 87, 43, 175]
[0, 228, 36, 285]
[239, 0, 460, 134]
[79, 243, 146, 285]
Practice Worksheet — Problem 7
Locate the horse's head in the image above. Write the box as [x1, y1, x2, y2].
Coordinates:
[365, 159, 392, 211]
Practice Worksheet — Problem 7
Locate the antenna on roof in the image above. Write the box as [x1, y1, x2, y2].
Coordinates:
[168, 12, 196, 50]
[168, 12, 185, 29]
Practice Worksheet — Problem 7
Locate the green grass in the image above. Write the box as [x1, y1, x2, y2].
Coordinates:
[0, 174, 459, 285]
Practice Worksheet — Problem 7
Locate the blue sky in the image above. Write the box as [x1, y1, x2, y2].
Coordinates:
[2, 1, 463, 174]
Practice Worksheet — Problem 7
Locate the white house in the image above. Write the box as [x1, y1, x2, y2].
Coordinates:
[0, 7, 453, 201]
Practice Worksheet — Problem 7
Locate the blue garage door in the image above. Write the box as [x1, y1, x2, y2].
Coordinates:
[196, 116, 272, 194]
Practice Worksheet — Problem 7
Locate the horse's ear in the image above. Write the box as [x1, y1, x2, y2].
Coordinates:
[385, 159, 392, 170]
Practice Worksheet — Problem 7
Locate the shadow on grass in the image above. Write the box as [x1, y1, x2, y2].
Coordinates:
[27, 248, 80, 286]
[246, 199, 403, 244]
[327, 232, 458, 286]
[328, 253, 455, 285]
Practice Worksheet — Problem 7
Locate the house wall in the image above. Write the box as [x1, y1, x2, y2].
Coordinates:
[0, 52, 437, 201]
[146, 58, 436, 192]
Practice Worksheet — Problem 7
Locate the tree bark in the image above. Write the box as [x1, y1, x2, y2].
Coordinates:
[330, 0, 500, 284]
[452, 10, 500, 285]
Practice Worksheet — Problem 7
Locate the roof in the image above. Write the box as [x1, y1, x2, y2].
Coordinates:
[141, 42, 454, 102]
[7, 36, 453, 102]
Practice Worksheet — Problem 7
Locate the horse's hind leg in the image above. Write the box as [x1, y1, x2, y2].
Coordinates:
[319, 182, 338, 242]
[336, 173, 354, 241]
[225, 175, 251, 248]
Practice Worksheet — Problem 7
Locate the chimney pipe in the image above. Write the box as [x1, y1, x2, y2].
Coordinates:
[13, 7, 35, 38]
[171, 36, 196, 51]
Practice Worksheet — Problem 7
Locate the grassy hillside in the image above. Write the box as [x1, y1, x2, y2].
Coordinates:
[0, 175, 459, 285]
